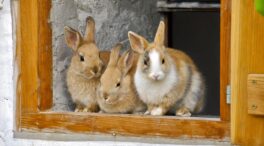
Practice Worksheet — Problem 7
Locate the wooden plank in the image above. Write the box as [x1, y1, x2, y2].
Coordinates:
[157, 0, 220, 12]
[21, 113, 230, 139]
[20, 0, 39, 113]
[247, 74, 264, 116]
[220, 0, 231, 121]
[37, 0, 53, 111]
[13, 0, 21, 131]
[231, 0, 264, 145]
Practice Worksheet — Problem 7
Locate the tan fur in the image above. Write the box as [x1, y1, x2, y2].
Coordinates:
[97, 44, 146, 114]
[128, 21, 205, 116]
[65, 16, 110, 112]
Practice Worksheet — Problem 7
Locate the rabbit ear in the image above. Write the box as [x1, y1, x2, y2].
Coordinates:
[118, 50, 134, 76]
[109, 43, 122, 66]
[64, 26, 82, 51]
[154, 21, 165, 46]
[84, 16, 95, 43]
[128, 31, 148, 54]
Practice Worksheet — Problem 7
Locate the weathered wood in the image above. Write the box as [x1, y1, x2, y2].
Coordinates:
[37, 0, 53, 111]
[157, 0, 220, 12]
[18, 0, 53, 113]
[247, 74, 264, 116]
[14, 0, 21, 131]
[21, 113, 230, 139]
[19, 0, 39, 113]
[231, 0, 264, 145]
[220, 0, 231, 121]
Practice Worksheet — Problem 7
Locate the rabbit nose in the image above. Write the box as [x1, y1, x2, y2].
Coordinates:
[93, 66, 98, 74]
[152, 74, 160, 80]
[102, 92, 108, 100]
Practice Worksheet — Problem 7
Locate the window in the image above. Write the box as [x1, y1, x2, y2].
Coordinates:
[15, 0, 230, 140]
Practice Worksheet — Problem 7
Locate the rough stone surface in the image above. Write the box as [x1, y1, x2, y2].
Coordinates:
[51, 0, 161, 111]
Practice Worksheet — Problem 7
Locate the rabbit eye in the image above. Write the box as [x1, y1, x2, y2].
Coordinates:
[80, 55, 84, 62]
[162, 58, 165, 64]
[144, 60, 148, 65]
[116, 82, 121, 87]
[143, 52, 149, 66]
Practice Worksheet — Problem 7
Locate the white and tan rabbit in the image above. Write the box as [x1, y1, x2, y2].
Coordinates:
[128, 21, 205, 116]
[64, 16, 109, 112]
[97, 44, 146, 114]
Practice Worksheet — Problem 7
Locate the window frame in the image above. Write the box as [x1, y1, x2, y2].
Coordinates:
[15, 0, 231, 140]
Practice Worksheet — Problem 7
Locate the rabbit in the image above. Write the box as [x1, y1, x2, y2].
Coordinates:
[97, 44, 146, 114]
[127, 21, 205, 116]
[64, 16, 110, 112]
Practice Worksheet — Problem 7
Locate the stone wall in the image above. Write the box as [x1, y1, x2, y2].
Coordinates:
[51, 0, 161, 111]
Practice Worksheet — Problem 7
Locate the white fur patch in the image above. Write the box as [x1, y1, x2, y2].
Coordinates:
[134, 61, 177, 104]
[148, 50, 164, 80]
[151, 107, 163, 115]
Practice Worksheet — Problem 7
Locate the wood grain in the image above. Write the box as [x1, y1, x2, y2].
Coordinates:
[37, 0, 53, 111]
[19, 0, 39, 113]
[14, 0, 21, 131]
[21, 113, 230, 139]
[247, 74, 264, 116]
[231, 0, 264, 145]
[220, 0, 231, 121]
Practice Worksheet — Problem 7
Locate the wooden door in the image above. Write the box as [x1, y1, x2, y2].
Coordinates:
[231, 0, 264, 145]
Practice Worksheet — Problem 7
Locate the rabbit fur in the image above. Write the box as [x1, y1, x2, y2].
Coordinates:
[65, 16, 110, 112]
[128, 21, 205, 116]
[97, 44, 146, 114]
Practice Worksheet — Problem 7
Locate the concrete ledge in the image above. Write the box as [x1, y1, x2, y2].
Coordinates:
[14, 131, 231, 145]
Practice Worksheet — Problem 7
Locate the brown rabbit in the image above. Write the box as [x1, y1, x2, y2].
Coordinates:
[97, 44, 146, 114]
[65, 16, 109, 112]
[128, 21, 205, 116]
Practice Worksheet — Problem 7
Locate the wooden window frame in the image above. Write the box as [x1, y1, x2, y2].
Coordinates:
[15, 0, 231, 140]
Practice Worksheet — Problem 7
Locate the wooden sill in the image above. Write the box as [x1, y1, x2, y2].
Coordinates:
[20, 112, 230, 139]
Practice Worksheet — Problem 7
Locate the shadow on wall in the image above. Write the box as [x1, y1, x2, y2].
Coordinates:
[51, 0, 161, 111]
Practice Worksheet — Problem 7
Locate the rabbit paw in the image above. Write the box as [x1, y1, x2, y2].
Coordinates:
[74, 108, 82, 112]
[150, 107, 163, 116]
[144, 110, 151, 115]
[176, 107, 191, 117]
[83, 108, 88, 112]
[133, 111, 145, 115]
[99, 110, 105, 113]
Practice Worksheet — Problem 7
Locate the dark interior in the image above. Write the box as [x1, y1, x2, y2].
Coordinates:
[167, 11, 220, 116]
